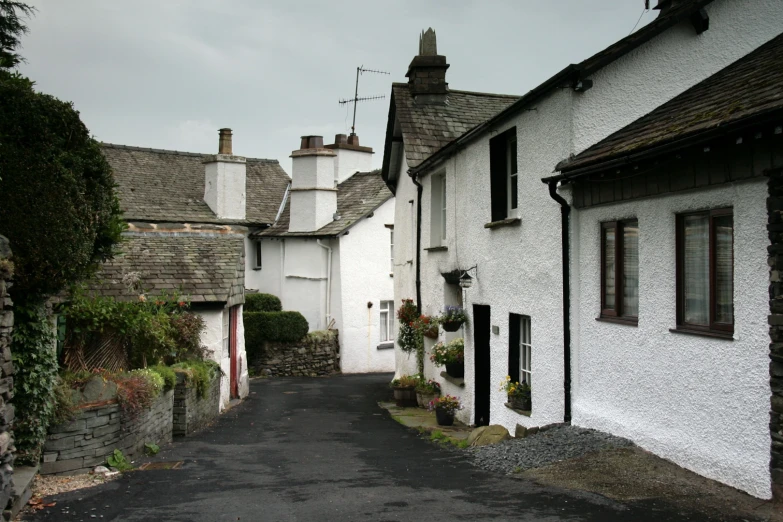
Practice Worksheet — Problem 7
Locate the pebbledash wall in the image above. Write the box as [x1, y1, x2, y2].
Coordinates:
[0, 236, 15, 510]
[41, 391, 174, 475]
[391, 0, 783, 496]
[570, 179, 771, 499]
[250, 331, 340, 377]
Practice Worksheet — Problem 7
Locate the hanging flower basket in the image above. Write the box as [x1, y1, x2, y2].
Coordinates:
[445, 362, 464, 378]
[423, 325, 439, 339]
[441, 320, 464, 332]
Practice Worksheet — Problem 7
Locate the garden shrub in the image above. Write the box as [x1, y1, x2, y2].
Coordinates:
[172, 360, 220, 399]
[149, 365, 176, 391]
[244, 293, 282, 312]
[244, 311, 309, 361]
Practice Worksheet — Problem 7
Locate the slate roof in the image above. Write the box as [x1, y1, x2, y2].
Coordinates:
[253, 171, 393, 238]
[85, 233, 245, 304]
[555, 32, 783, 175]
[391, 83, 520, 168]
[102, 144, 290, 225]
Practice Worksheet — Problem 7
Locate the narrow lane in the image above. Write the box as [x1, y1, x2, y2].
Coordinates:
[26, 374, 713, 521]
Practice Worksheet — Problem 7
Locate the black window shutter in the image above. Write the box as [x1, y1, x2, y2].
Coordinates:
[489, 134, 507, 222]
[508, 314, 520, 383]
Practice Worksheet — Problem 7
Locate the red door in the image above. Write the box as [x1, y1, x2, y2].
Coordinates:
[229, 306, 239, 398]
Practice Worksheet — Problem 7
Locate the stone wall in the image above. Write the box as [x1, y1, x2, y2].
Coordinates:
[41, 390, 174, 475]
[173, 373, 220, 436]
[0, 236, 15, 510]
[251, 331, 340, 377]
[769, 168, 783, 500]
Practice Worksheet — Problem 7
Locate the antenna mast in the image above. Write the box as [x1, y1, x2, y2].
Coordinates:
[339, 65, 389, 136]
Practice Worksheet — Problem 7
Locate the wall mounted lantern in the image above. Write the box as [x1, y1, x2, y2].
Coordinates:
[459, 265, 478, 289]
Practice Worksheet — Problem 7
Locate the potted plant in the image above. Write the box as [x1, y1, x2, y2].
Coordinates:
[417, 315, 439, 339]
[430, 338, 464, 378]
[500, 375, 531, 411]
[439, 305, 468, 332]
[390, 375, 419, 407]
[415, 379, 441, 408]
[428, 395, 462, 426]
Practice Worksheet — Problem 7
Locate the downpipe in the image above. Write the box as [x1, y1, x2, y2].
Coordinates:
[408, 169, 423, 313]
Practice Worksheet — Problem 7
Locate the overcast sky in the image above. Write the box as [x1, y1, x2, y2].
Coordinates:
[19, 1, 657, 174]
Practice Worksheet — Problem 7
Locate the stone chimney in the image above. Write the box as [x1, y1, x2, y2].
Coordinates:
[406, 28, 449, 104]
[324, 133, 374, 184]
[288, 136, 337, 232]
[203, 128, 246, 220]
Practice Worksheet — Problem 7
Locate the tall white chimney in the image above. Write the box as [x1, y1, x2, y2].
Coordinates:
[288, 135, 337, 232]
[324, 133, 374, 184]
[203, 128, 246, 220]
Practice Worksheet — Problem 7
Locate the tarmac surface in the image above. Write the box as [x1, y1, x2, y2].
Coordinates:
[23, 374, 729, 521]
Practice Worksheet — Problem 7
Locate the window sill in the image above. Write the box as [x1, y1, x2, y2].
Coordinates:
[377, 342, 395, 350]
[484, 217, 521, 229]
[504, 403, 531, 417]
[424, 246, 448, 252]
[440, 371, 465, 388]
[669, 327, 734, 340]
[595, 316, 638, 326]
[252, 267, 263, 271]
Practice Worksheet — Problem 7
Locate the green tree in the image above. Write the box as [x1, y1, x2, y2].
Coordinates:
[0, 1, 34, 69]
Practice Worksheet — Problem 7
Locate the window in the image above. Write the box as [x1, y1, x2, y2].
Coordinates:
[430, 174, 447, 246]
[254, 241, 262, 270]
[676, 209, 733, 334]
[380, 300, 395, 342]
[489, 128, 518, 222]
[601, 220, 639, 321]
[222, 308, 230, 358]
[509, 314, 532, 387]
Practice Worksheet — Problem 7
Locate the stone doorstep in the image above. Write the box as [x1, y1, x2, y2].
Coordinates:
[378, 402, 472, 441]
[9, 464, 38, 519]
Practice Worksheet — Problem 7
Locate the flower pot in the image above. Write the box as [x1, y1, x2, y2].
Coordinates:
[393, 386, 417, 407]
[509, 394, 531, 411]
[423, 325, 439, 339]
[417, 391, 440, 408]
[435, 406, 455, 426]
[445, 362, 464, 378]
[441, 320, 464, 332]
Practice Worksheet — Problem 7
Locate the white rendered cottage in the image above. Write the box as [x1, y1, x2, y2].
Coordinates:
[93, 130, 291, 409]
[249, 134, 396, 374]
[383, 0, 783, 499]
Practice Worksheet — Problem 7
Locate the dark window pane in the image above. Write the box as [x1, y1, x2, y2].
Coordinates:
[714, 215, 733, 324]
[683, 214, 709, 325]
[510, 137, 517, 175]
[604, 226, 616, 310]
[510, 175, 518, 210]
[622, 221, 639, 317]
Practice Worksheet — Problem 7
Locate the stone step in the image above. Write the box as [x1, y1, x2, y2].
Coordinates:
[7, 464, 39, 520]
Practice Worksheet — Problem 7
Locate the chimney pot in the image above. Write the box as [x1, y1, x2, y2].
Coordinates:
[218, 128, 233, 155]
[300, 135, 324, 150]
[347, 134, 360, 146]
[334, 134, 348, 145]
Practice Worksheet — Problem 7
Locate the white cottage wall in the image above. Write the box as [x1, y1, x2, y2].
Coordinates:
[235, 306, 249, 400]
[570, 179, 770, 498]
[197, 309, 231, 411]
[244, 237, 283, 297]
[338, 198, 395, 373]
[281, 239, 328, 331]
[571, 0, 783, 156]
[416, 89, 573, 429]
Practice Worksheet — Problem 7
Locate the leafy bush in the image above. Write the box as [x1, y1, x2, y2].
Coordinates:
[131, 368, 164, 396]
[244, 293, 282, 312]
[244, 311, 309, 360]
[149, 365, 176, 391]
[112, 371, 160, 417]
[107, 449, 133, 472]
[172, 360, 220, 399]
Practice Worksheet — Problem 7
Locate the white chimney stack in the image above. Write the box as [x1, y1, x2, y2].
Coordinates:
[203, 128, 246, 220]
[324, 133, 374, 184]
[288, 135, 337, 232]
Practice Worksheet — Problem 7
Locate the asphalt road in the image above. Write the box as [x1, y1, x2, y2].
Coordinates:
[24, 374, 717, 521]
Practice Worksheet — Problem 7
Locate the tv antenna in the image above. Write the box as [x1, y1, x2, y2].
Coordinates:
[339, 65, 389, 136]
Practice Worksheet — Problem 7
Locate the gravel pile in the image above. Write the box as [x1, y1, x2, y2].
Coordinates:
[470, 425, 634, 474]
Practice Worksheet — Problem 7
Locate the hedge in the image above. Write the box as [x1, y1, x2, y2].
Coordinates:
[244, 311, 309, 361]
[244, 293, 282, 312]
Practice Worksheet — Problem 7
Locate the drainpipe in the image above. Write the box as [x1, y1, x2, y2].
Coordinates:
[316, 240, 333, 328]
[547, 181, 572, 423]
[407, 169, 423, 313]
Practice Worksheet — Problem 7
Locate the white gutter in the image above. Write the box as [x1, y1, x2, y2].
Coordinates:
[316, 240, 333, 328]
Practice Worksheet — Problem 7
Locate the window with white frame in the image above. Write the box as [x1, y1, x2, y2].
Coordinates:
[390, 227, 394, 273]
[430, 173, 447, 247]
[254, 241, 262, 270]
[222, 308, 230, 358]
[509, 313, 531, 387]
[489, 128, 518, 222]
[380, 300, 395, 342]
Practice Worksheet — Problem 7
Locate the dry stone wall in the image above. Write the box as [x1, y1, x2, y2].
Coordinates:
[173, 374, 220, 436]
[251, 331, 340, 377]
[41, 390, 173, 475]
[0, 236, 15, 512]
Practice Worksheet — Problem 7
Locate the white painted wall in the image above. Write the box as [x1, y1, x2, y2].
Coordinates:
[570, 179, 771, 499]
[280, 239, 329, 330]
[334, 148, 374, 184]
[338, 198, 395, 373]
[244, 237, 283, 298]
[203, 156, 246, 220]
[197, 309, 232, 411]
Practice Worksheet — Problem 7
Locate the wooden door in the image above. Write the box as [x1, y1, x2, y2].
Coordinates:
[473, 304, 491, 426]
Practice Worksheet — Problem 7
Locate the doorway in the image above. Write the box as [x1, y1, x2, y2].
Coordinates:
[229, 306, 239, 398]
[473, 304, 491, 426]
